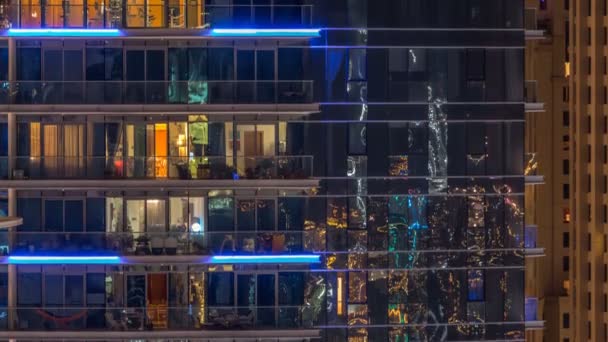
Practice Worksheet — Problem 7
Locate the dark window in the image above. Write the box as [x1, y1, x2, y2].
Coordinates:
[563, 232, 570, 248]
[564, 111, 570, 126]
[589, 292, 592, 309]
[86, 198, 105, 232]
[563, 184, 570, 199]
[563, 159, 569, 174]
[563, 86, 569, 102]
[563, 256, 570, 271]
[0, 123, 7, 157]
[605, 264, 607, 281]
[604, 116, 607, 133]
[588, 145, 592, 162]
[64, 200, 83, 232]
[605, 175, 607, 193]
[208, 273, 234, 306]
[589, 234, 593, 251]
[589, 57, 592, 74]
[605, 145, 607, 163]
[589, 115, 592, 133]
[86, 273, 106, 305]
[589, 262, 592, 280]
[589, 86, 593, 104]
[17, 198, 41, 231]
[563, 313, 570, 328]
[44, 200, 63, 232]
[18, 273, 41, 305]
[604, 205, 607, 223]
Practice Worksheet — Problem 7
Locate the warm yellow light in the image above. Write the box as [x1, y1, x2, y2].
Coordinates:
[565, 62, 570, 77]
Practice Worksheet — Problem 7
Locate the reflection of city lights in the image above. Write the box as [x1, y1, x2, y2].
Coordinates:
[337, 274, 344, 315]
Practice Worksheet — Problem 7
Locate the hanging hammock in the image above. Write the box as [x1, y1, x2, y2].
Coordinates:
[35, 308, 89, 327]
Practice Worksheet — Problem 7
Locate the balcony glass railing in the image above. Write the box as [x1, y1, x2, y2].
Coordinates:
[0, 81, 314, 105]
[7, 231, 315, 256]
[1, 305, 315, 330]
[5, 156, 313, 180]
[0, 4, 314, 29]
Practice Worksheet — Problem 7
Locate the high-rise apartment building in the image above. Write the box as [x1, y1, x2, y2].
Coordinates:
[548, 0, 608, 341]
[523, 0, 569, 342]
[0, 1, 537, 341]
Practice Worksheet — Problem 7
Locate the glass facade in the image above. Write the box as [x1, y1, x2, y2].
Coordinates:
[0, 0, 527, 341]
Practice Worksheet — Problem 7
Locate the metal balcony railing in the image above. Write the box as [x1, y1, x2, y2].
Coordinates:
[0, 81, 314, 106]
[0, 4, 314, 29]
[4, 156, 313, 181]
[1, 305, 314, 331]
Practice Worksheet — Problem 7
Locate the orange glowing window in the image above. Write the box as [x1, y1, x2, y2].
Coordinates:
[563, 208, 571, 223]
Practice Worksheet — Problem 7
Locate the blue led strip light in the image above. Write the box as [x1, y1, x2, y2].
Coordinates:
[210, 28, 321, 37]
[7, 29, 122, 37]
[8, 256, 122, 264]
[209, 255, 321, 264]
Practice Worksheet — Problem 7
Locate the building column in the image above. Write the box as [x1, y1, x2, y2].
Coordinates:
[7, 37, 16, 338]
[7, 37, 16, 178]
[7, 188, 16, 333]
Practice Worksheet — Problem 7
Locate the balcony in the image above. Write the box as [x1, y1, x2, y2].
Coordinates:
[0, 81, 317, 113]
[5, 231, 318, 260]
[524, 80, 544, 112]
[524, 8, 545, 40]
[525, 297, 545, 330]
[524, 152, 544, 185]
[0, 306, 320, 338]
[1, 156, 316, 190]
[524, 224, 545, 257]
[0, 4, 314, 30]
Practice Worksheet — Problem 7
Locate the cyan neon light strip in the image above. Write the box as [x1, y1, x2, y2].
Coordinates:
[210, 28, 321, 38]
[8, 256, 122, 264]
[7, 29, 122, 37]
[209, 255, 321, 264]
